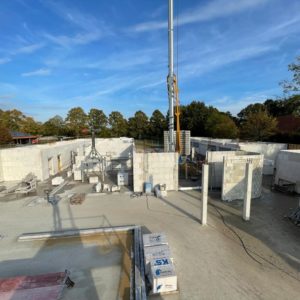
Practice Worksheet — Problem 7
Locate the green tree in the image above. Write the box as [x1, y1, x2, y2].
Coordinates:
[206, 111, 239, 139]
[88, 108, 108, 133]
[65, 107, 87, 137]
[0, 124, 13, 145]
[108, 111, 128, 137]
[128, 111, 149, 139]
[241, 110, 277, 141]
[149, 109, 167, 139]
[237, 103, 267, 122]
[281, 56, 300, 92]
[43, 115, 65, 136]
[20, 117, 42, 135]
[0, 109, 25, 131]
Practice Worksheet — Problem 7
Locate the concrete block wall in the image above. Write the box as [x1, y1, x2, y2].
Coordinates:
[95, 138, 133, 158]
[206, 151, 246, 188]
[275, 150, 300, 185]
[191, 137, 287, 175]
[39, 141, 87, 181]
[133, 152, 178, 192]
[0, 140, 88, 182]
[222, 155, 263, 201]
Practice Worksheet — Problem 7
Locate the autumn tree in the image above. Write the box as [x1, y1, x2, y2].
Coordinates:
[108, 111, 128, 137]
[20, 117, 42, 135]
[0, 109, 25, 131]
[0, 124, 13, 145]
[237, 103, 267, 122]
[241, 110, 277, 141]
[65, 107, 87, 137]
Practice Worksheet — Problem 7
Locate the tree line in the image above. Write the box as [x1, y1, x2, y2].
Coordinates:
[0, 56, 299, 144]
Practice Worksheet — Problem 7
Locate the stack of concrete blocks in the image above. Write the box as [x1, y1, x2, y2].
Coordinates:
[222, 154, 263, 201]
[133, 152, 179, 192]
[275, 150, 300, 193]
[143, 233, 177, 294]
[164, 131, 191, 156]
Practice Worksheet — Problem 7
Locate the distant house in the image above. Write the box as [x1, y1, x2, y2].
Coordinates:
[10, 131, 38, 145]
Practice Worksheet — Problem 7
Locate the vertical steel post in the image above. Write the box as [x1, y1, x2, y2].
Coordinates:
[168, 0, 175, 152]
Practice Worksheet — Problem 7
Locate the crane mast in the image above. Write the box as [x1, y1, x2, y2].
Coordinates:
[167, 0, 180, 153]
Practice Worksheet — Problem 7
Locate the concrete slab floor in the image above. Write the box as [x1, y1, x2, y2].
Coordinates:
[0, 185, 299, 299]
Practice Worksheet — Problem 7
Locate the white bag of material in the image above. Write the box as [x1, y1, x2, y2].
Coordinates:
[51, 176, 64, 186]
[143, 232, 168, 248]
[150, 263, 177, 294]
[144, 245, 173, 274]
[95, 183, 102, 193]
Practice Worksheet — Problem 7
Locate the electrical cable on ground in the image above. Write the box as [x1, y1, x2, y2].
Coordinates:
[210, 202, 263, 265]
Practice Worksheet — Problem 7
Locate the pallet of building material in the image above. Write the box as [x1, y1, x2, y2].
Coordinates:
[288, 207, 300, 226]
[149, 263, 178, 295]
[70, 193, 85, 205]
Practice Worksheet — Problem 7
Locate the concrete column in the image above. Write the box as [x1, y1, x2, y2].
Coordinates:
[201, 164, 209, 225]
[243, 162, 253, 221]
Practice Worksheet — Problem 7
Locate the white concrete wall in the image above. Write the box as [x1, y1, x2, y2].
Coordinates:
[191, 137, 287, 175]
[0, 140, 88, 182]
[133, 152, 178, 192]
[95, 138, 134, 158]
[0, 147, 43, 181]
[239, 143, 287, 161]
[39, 141, 87, 180]
[275, 150, 300, 185]
[0, 152, 4, 182]
[222, 155, 263, 201]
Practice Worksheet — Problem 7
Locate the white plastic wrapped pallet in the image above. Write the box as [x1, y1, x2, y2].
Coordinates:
[143, 232, 168, 247]
[150, 263, 177, 294]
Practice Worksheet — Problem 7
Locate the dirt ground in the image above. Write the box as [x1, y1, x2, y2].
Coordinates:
[0, 180, 299, 299]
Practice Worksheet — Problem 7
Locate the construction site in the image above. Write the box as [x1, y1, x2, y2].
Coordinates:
[1, 1, 300, 300]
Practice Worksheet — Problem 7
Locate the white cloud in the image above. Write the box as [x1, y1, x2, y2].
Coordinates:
[21, 68, 51, 77]
[14, 43, 44, 54]
[0, 57, 11, 64]
[130, 0, 270, 32]
[43, 31, 103, 47]
[42, 2, 111, 47]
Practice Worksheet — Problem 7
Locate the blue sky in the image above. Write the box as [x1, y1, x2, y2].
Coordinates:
[0, 0, 299, 121]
